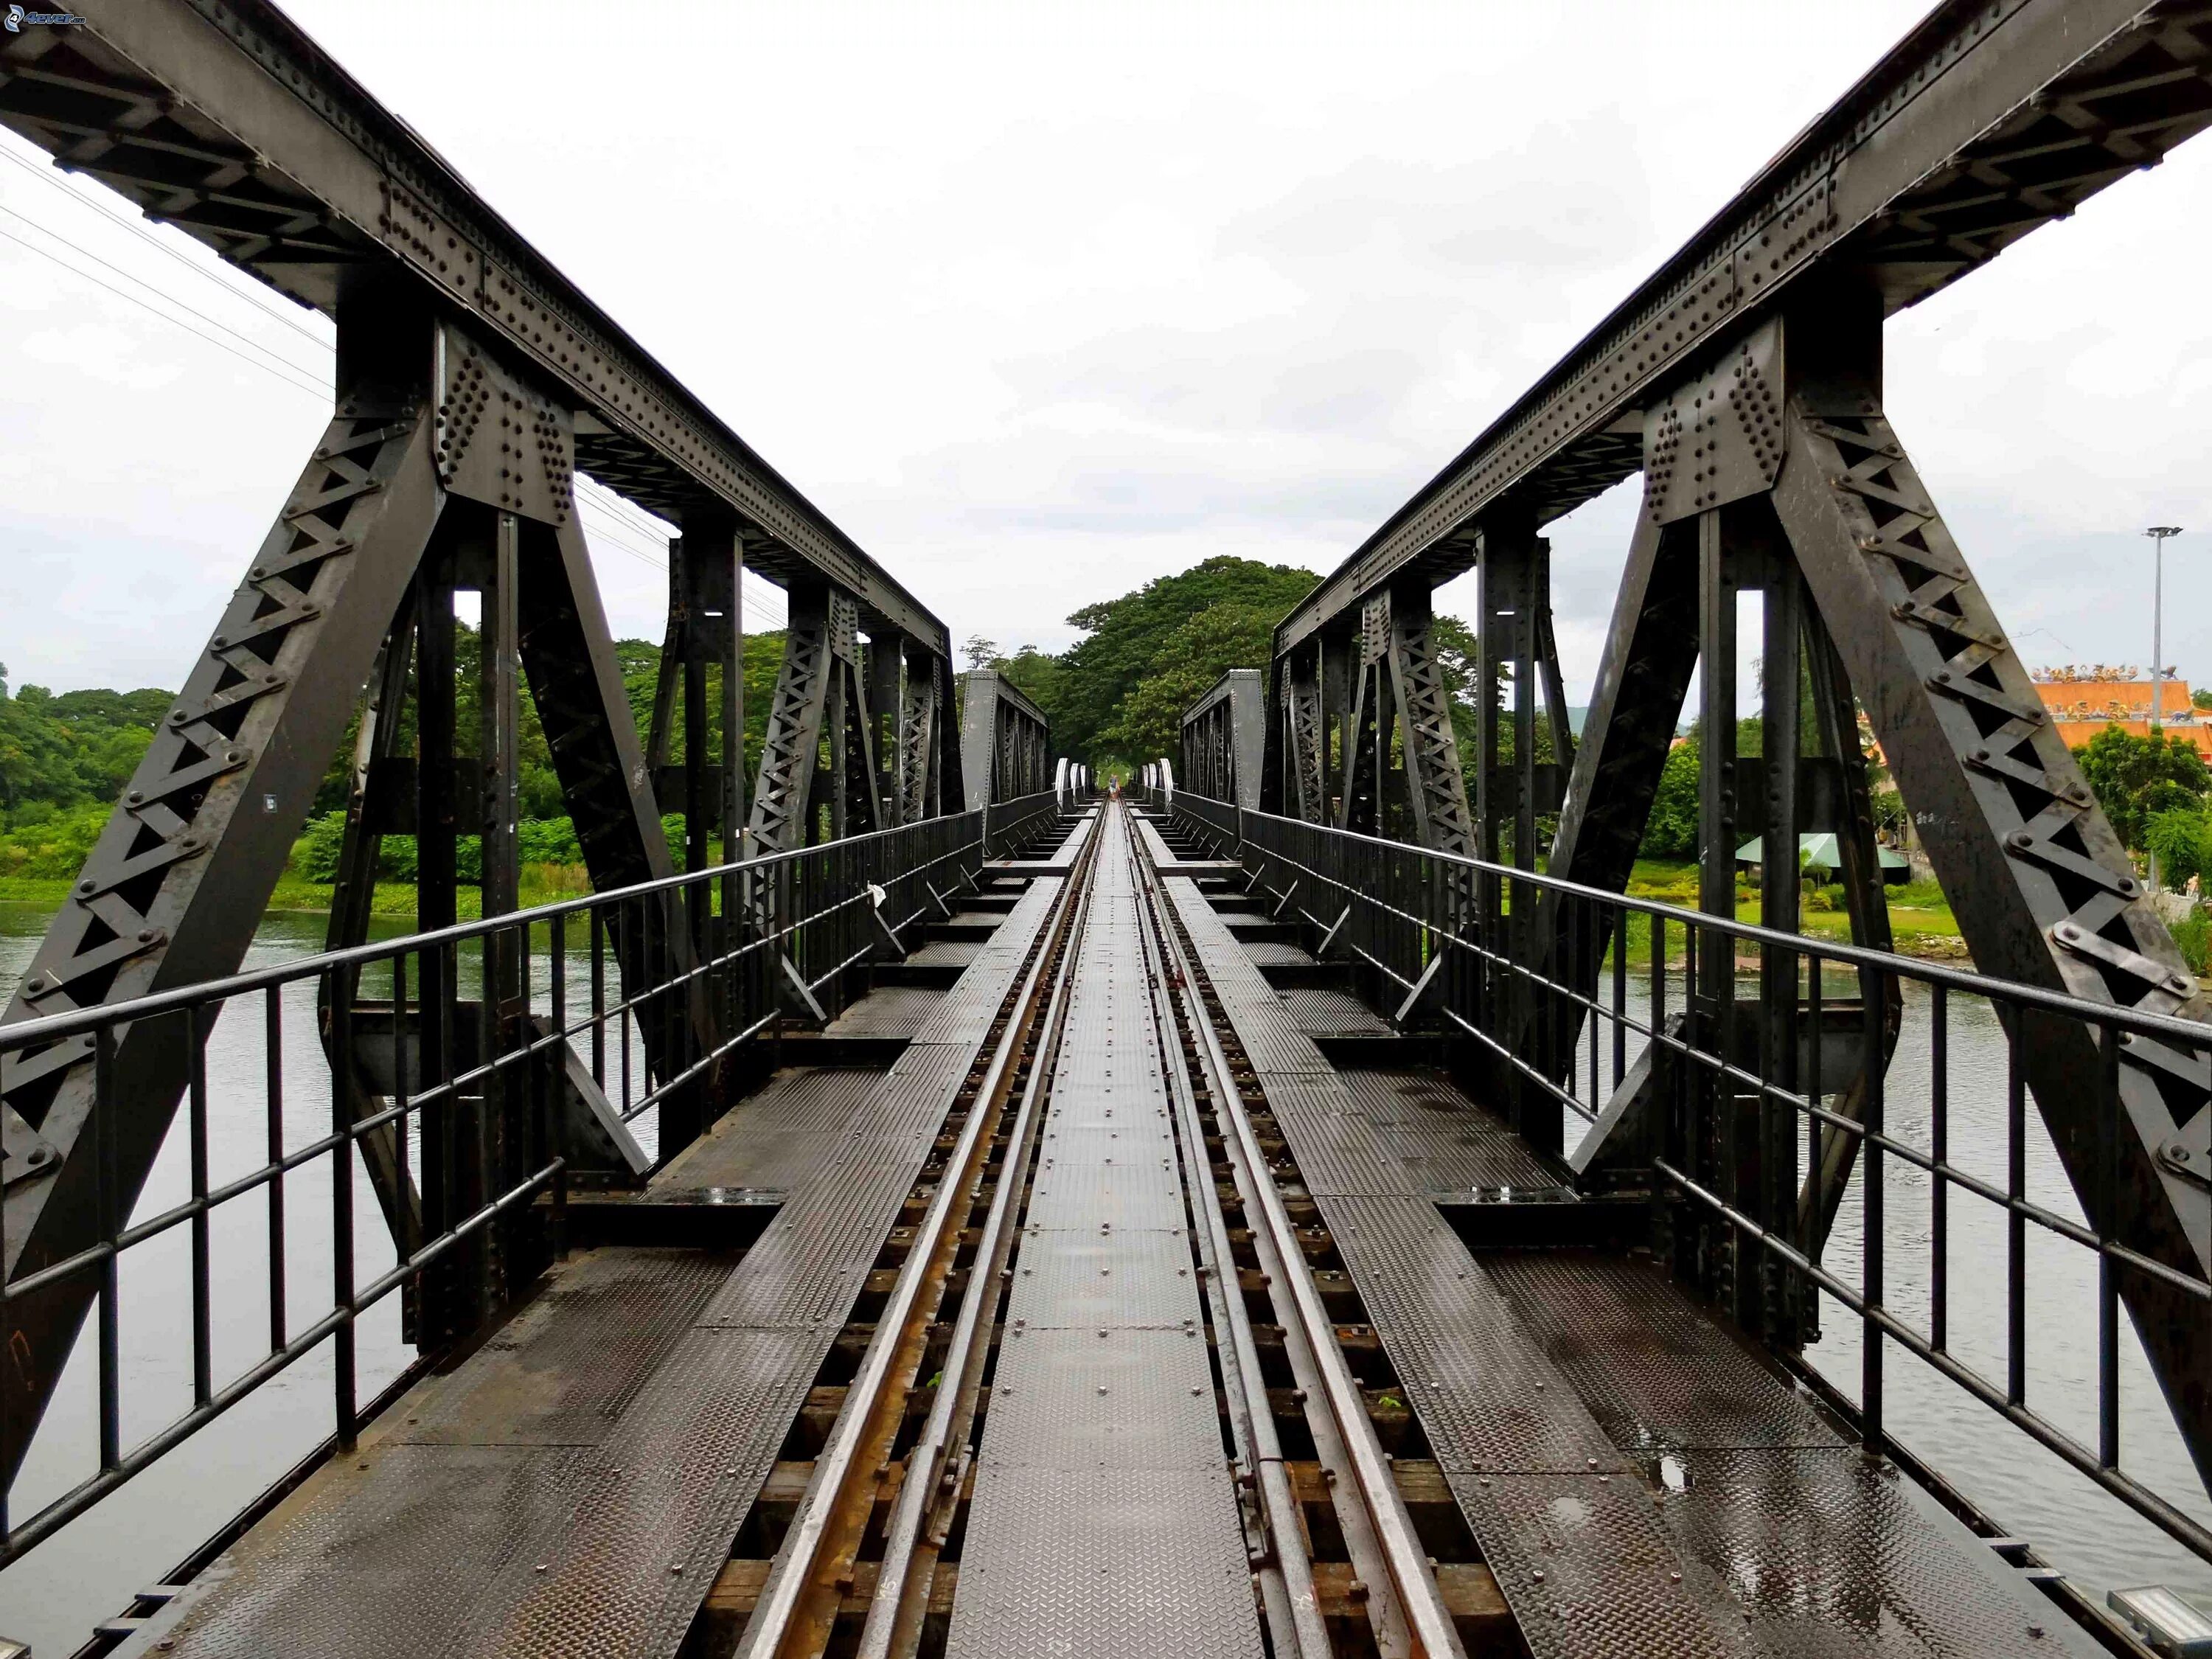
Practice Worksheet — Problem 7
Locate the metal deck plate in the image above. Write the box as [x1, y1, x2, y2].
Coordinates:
[1320, 1197, 1629, 1475]
[458, 1326, 816, 1657]
[1276, 984, 1390, 1035]
[1006, 1228, 1199, 1330]
[655, 1068, 888, 1192]
[395, 1249, 737, 1447]
[1036, 1123, 1175, 1167]
[906, 938, 983, 967]
[1481, 1252, 1842, 1452]
[946, 1466, 1260, 1659]
[1023, 1163, 1192, 1231]
[950, 805, 1262, 1659]
[1165, 849, 2108, 1659]
[126, 845, 1062, 1659]
[1237, 937, 1318, 966]
[1656, 1447, 2096, 1656]
[984, 1326, 1223, 1470]
[1447, 1468, 1759, 1659]
[824, 984, 946, 1037]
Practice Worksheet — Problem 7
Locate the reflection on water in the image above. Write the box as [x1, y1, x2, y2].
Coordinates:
[0, 904, 2207, 1652]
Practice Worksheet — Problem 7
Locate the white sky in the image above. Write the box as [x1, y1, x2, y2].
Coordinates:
[1, 0, 2207, 704]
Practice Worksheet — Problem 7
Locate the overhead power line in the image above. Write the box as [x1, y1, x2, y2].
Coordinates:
[0, 221, 329, 400]
[0, 143, 330, 348]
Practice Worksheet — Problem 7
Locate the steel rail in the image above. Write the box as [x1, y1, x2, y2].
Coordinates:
[1274, 0, 2212, 651]
[0, 1, 947, 650]
[1127, 818, 1331, 1659]
[735, 818, 1100, 1659]
[1141, 821, 1470, 1659]
[852, 817, 1100, 1659]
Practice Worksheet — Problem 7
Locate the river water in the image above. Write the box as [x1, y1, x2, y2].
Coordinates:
[0, 905, 2205, 1654]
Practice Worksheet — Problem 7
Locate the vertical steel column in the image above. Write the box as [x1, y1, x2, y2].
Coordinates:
[1759, 557, 1806, 1341]
[1694, 506, 1740, 1311]
[413, 546, 463, 1341]
[477, 509, 524, 1307]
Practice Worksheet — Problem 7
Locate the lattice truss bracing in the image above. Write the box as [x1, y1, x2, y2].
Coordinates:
[0, 4, 965, 1479]
[1248, 0, 2212, 1488]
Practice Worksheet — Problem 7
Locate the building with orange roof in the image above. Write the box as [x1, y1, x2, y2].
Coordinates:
[2032, 669, 2212, 758]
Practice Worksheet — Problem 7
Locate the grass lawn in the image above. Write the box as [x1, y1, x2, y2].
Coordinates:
[1616, 858, 1968, 961]
[0, 863, 597, 925]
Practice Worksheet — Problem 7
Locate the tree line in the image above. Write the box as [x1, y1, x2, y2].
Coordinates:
[6, 555, 2210, 897]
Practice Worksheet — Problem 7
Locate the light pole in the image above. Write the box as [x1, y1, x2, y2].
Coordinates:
[2143, 526, 2184, 891]
[2145, 526, 2183, 728]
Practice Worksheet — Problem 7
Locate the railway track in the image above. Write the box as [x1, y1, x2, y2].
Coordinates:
[720, 799, 1500, 1659]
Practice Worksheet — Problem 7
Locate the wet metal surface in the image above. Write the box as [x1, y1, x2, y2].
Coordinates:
[1161, 872, 2096, 1658]
[947, 804, 1261, 1659]
[119, 875, 1063, 1659]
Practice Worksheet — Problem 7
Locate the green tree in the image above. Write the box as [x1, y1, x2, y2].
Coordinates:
[1096, 602, 1284, 766]
[994, 645, 1065, 721]
[2073, 724, 2211, 849]
[0, 667, 173, 815]
[1643, 737, 1700, 858]
[1049, 557, 1319, 762]
[2145, 805, 2212, 892]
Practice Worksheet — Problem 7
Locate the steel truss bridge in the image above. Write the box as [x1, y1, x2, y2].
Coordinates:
[1, 3, 2211, 1657]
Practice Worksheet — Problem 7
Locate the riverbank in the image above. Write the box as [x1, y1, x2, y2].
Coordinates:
[0, 863, 595, 924]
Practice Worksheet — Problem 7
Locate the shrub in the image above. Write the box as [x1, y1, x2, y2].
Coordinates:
[291, 810, 350, 882]
[2145, 805, 2212, 893]
[2172, 905, 2210, 976]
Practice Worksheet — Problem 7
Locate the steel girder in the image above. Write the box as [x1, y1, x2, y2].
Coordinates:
[647, 519, 745, 875]
[746, 589, 884, 852]
[1270, 0, 2212, 659]
[1280, 652, 1325, 821]
[0, 396, 442, 1480]
[1542, 299, 2212, 1480]
[957, 671, 1051, 810]
[0, 3, 951, 668]
[1314, 588, 1475, 854]
[1775, 384, 2212, 1485]
[1179, 669, 1266, 811]
[0, 306, 701, 1470]
[897, 639, 945, 825]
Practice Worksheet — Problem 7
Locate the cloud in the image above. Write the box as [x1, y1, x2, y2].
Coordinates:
[0, 0, 2205, 709]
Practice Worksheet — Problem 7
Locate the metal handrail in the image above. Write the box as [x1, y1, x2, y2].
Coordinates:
[0, 806, 992, 1570]
[1162, 790, 2212, 1569]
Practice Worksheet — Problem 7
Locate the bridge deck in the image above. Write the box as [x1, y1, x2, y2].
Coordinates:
[1150, 811, 2092, 1659]
[945, 802, 1263, 1658]
[103, 805, 2101, 1657]
[113, 831, 1081, 1659]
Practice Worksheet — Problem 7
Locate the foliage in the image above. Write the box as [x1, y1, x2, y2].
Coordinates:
[994, 646, 1066, 720]
[291, 810, 602, 887]
[2073, 723, 2211, 849]
[1643, 740, 1700, 858]
[0, 666, 169, 815]
[291, 810, 352, 882]
[962, 635, 1000, 671]
[1039, 557, 1320, 763]
[2196, 687, 2212, 713]
[2145, 804, 2212, 892]
[1094, 602, 1284, 767]
[2173, 905, 2211, 975]
[0, 801, 111, 879]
